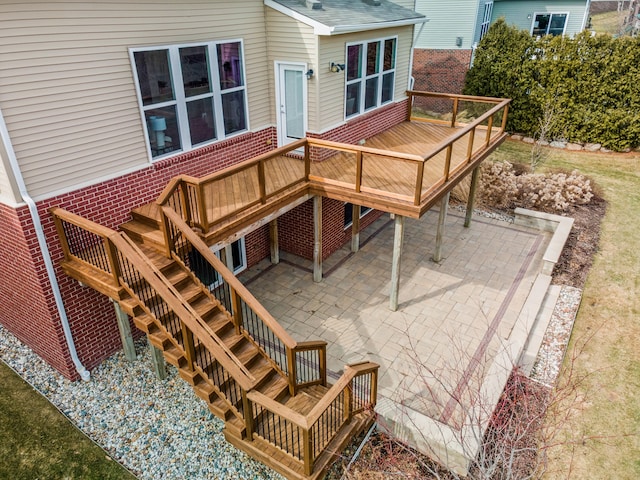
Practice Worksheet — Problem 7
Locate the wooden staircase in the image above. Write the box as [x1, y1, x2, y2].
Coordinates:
[51, 203, 379, 480]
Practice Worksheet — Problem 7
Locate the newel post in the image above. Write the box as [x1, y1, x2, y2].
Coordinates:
[303, 429, 314, 476]
[230, 286, 244, 334]
[242, 392, 254, 440]
[287, 347, 297, 396]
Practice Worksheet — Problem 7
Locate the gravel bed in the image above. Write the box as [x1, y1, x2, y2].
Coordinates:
[0, 328, 284, 480]
[529, 285, 582, 387]
[452, 204, 515, 223]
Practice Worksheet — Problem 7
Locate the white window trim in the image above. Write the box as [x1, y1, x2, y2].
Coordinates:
[344, 36, 397, 120]
[130, 39, 250, 163]
[343, 202, 373, 229]
[479, 1, 494, 39]
[530, 12, 570, 37]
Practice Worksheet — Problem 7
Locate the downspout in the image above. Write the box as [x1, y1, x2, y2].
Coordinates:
[0, 107, 90, 381]
[582, 0, 592, 31]
[408, 20, 428, 91]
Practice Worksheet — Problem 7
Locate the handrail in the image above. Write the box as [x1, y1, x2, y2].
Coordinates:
[50, 207, 257, 391]
[161, 205, 328, 394]
[418, 99, 510, 163]
[153, 90, 510, 231]
[247, 361, 379, 474]
[162, 206, 298, 349]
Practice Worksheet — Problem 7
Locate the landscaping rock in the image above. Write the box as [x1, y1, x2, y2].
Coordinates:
[584, 143, 601, 152]
[550, 141, 567, 149]
[510, 134, 524, 141]
[522, 136, 535, 144]
[600, 147, 613, 153]
[566, 143, 583, 151]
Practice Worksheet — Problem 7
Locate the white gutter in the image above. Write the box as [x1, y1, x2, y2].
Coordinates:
[0, 107, 90, 381]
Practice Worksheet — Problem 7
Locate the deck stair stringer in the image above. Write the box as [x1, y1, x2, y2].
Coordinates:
[50, 206, 379, 480]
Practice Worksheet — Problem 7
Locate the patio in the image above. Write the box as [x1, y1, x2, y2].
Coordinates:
[239, 207, 554, 472]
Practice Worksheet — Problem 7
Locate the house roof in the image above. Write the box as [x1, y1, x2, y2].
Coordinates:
[265, 0, 427, 35]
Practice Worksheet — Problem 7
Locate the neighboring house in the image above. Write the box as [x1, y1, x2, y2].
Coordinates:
[0, 0, 426, 381]
[412, 0, 591, 96]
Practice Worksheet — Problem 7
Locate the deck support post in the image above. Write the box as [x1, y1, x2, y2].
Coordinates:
[269, 219, 280, 264]
[351, 204, 361, 253]
[464, 166, 480, 228]
[149, 343, 167, 380]
[433, 192, 450, 263]
[389, 214, 405, 311]
[112, 300, 136, 361]
[313, 196, 323, 283]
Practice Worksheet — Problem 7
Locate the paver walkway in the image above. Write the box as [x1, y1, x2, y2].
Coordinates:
[239, 208, 549, 430]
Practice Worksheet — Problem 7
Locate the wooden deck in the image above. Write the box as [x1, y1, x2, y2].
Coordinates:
[154, 92, 509, 246]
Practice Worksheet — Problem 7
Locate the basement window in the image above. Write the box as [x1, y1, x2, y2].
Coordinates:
[131, 40, 248, 160]
[344, 203, 373, 228]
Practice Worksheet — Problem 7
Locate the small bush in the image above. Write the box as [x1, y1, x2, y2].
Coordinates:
[479, 161, 593, 213]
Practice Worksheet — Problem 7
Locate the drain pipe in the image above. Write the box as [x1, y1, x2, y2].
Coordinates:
[0, 107, 90, 381]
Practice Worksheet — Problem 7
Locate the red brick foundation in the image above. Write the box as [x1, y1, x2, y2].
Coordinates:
[412, 49, 473, 112]
[1, 128, 277, 380]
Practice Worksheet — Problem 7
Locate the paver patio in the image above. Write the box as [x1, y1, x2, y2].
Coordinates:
[239, 207, 551, 463]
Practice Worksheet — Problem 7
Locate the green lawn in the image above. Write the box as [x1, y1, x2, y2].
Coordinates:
[490, 140, 640, 479]
[0, 361, 137, 480]
[590, 10, 623, 36]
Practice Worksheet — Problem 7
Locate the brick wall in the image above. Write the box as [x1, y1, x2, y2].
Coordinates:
[0, 203, 76, 377]
[281, 101, 406, 261]
[412, 49, 473, 112]
[0, 128, 277, 380]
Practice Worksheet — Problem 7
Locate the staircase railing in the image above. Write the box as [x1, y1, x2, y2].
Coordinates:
[160, 205, 328, 396]
[50, 207, 257, 400]
[247, 362, 379, 476]
[156, 139, 309, 235]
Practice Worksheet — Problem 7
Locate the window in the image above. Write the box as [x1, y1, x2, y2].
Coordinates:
[531, 13, 568, 37]
[345, 37, 396, 118]
[344, 203, 373, 228]
[132, 40, 248, 160]
[479, 2, 494, 39]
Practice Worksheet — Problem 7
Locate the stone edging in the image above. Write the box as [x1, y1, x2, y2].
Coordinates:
[508, 133, 633, 153]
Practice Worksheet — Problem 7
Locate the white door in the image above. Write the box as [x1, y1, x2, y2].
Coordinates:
[276, 63, 307, 147]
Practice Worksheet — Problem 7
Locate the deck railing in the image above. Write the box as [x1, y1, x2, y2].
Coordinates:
[51, 208, 257, 398]
[247, 362, 379, 476]
[160, 205, 328, 396]
[155, 91, 509, 236]
[157, 139, 309, 235]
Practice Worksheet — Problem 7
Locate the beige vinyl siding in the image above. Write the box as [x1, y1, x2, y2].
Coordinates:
[317, 26, 413, 132]
[0, 0, 271, 199]
[265, 8, 319, 132]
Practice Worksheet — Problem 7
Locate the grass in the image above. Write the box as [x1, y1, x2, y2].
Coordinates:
[590, 10, 623, 36]
[0, 361, 137, 480]
[489, 139, 640, 479]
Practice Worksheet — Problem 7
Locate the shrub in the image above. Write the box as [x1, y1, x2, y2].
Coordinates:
[479, 161, 593, 213]
[464, 20, 640, 151]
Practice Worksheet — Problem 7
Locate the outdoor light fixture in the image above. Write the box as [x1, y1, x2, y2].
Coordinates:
[330, 62, 345, 73]
[527, 13, 532, 20]
[306, 68, 314, 79]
